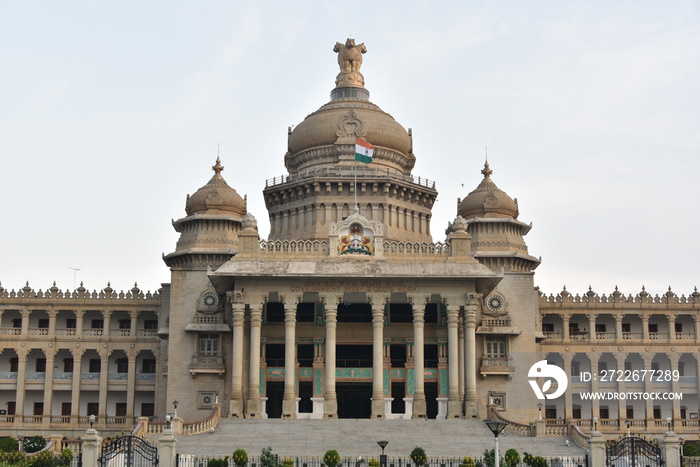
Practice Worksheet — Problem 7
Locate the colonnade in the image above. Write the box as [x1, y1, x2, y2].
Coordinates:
[228, 297, 480, 419]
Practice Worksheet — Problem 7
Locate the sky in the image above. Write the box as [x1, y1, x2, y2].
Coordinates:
[1, 1, 698, 299]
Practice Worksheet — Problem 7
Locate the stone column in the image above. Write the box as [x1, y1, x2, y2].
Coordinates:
[126, 350, 137, 418]
[247, 306, 263, 418]
[458, 316, 465, 401]
[70, 349, 85, 421]
[562, 315, 570, 340]
[158, 427, 177, 467]
[412, 306, 426, 419]
[14, 348, 28, 425]
[42, 349, 56, 426]
[446, 305, 461, 418]
[588, 430, 606, 467]
[75, 310, 84, 337]
[587, 314, 596, 342]
[323, 305, 338, 418]
[615, 315, 623, 342]
[615, 353, 628, 421]
[642, 353, 654, 426]
[562, 352, 574, 419]
[642, 315, 650, 341]
[48, 308, 57, 336]
[668, 314, 676, 343]
[588, 354, 600, 421]
[668, 353, 681, 422]
[102, 310, 112, 337]
[371, 305, 385, 418]
[81, 426, 103, 467]
[130, 311, 138, 337]
[20, 308, 29, 336]
[230, 303, 245, 418]
[663, 430, 682, 467]
[98, 350, 109, 426]
[463, 304, 478, 417]
[282, 304, 297, 418]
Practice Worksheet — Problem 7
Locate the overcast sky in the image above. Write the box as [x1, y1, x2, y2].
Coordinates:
[1, 1, 698, 300]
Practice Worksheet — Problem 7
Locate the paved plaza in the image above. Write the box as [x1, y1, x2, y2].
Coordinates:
[174, 419, 586, 458]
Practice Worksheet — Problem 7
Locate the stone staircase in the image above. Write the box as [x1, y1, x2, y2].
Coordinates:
[174, 419, 586, 458]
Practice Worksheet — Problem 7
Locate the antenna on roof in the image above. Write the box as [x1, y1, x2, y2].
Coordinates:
[217, 142, 220, 158]
[68, 267, 80, 290]
[485, 147, 488, 163]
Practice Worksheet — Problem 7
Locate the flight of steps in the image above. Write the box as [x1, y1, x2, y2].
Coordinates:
[174, 419, 586, 458]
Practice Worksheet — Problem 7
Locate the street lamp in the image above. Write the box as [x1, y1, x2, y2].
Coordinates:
[537, 402, 543, 420]
[666, 416, 672, 432]
[625, 419, 631, 437]
[173, 400, 179, 417]
[165, 414, 172, 430]
[377, 440, 388, 467]
[89, 414, 95, 430]
[593, 417, 598, 432]
[484, 420, 508, 467]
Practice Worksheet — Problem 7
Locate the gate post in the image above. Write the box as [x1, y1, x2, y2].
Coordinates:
[159, 423, 177, 467]
[663, 429, 681, 467]
[587, 430, 605, 467]
[81, 424, 103, 467]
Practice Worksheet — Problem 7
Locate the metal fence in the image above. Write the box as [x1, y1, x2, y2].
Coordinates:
[176, 454, 588, 467]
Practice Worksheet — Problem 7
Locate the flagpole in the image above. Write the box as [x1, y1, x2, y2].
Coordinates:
[354, 158, 358, 210]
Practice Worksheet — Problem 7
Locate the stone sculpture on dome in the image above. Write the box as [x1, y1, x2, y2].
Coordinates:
[333, 38, 367, 88]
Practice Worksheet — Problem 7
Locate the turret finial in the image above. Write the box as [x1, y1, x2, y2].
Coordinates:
[213, 157, 224, 177]
[481, 160, 492, 179]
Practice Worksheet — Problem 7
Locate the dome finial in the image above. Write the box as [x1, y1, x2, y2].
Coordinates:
[481, 160, 492, 179]
[212, 156, 224, 177]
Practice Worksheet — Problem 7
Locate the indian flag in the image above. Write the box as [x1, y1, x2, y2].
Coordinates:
[355, 138, 375, 164]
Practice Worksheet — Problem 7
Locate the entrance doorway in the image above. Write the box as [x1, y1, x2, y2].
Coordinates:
[425, 382, 438, 419]
[266, 381, 284, 418]
[337, 382, 371, 418]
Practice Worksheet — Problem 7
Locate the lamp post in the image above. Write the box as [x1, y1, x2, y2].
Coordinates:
[484, 420, 508, 467]
[173, 400, 179, 417]
[593, 417, 598, 432]
[377, 440, 388, 467]
[666, 416, 672, 432]
[537, 402, 543, 420]
[625, 419, 631, 437]
[89, 414, 95, 430]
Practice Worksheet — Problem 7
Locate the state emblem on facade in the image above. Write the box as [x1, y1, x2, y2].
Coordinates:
[340, 224, 373, 255]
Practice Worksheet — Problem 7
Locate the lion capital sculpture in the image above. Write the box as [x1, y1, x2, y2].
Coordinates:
[333, 38, 367, 74]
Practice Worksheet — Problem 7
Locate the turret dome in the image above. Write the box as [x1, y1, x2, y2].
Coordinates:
[185, 157, 246, 217]
[458, 162, 519, 219]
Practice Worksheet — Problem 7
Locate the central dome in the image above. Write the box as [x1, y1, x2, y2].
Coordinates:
[284, 40, 415, 175]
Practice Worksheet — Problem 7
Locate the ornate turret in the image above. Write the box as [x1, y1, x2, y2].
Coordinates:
[264, 39, 437, 243]
[164, 157, 246, 269]
[453, 162, 539, 272]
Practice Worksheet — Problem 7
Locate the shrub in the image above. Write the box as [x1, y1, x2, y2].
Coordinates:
[523, 453, 547, 467]
[58, 449, 73, 467]
[29, 450, 55, 467]
[684, 441, 700, 457]
[207, 456, 229, 467]
[323, 450, 340, 467]
[481, 449, 496, 467]
[459, 457, 476, 467]
[368, 458, 380, 467]
[260, 447, 279, 467]
[23, 437, 46, 454]
[409, 447, 427, 467]
[0, 438, 19, 453]
[0, 450, 28, 466]
[232, 449, 248, 467]
[282, 457, 294, 467]
[504, 449, 520, 467]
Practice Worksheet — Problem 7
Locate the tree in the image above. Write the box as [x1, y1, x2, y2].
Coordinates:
[410, 447, 427, 467]
[504, 449, 520, 467]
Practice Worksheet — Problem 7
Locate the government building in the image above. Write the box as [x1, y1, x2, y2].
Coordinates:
[0, 39, 697, 440]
